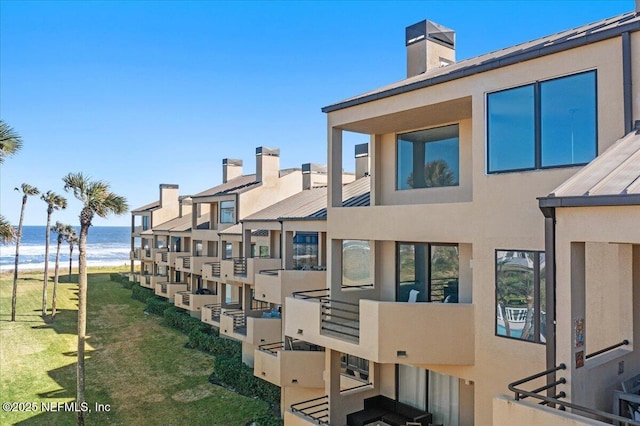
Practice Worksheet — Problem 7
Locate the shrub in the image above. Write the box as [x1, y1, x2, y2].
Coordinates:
[187, 329, 239, 357]
[120, 279, 135, 289]
[131, 285, 154, 303]
[145, 297, 173, 316]
[254, 411, 283, 426]
[162, 307, 210, 335]
[213, 355, 280, 407]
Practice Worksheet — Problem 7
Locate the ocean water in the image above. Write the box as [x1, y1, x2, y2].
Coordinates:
[0, 226, 130, 272]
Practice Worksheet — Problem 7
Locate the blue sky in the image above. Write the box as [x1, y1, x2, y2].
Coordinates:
[0, 0, 634, 227]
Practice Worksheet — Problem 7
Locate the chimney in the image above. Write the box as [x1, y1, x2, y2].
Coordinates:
[355, 143, 370, 178]
[406, 20, 455, 78]
[222, 158, 243, 183]
[256, 147, 280, 184]
[302, 163, 328, 190]
[159, 184, 179, 208]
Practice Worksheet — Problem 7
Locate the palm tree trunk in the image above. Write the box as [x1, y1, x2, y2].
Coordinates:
[42, 210, 52, 317]
[52, 237, 62, 319]
[69, 243, 74, 281]
[77, 223, 89, 426]
[11, 196, 27, 322]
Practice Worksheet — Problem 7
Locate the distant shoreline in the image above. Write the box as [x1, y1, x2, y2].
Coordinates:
[0, 260, 130, 274]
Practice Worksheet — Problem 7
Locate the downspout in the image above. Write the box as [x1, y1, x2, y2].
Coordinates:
[540, 205, 557, 400]
[622, 31, 633, 134]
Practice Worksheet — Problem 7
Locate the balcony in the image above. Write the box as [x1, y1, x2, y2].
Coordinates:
[202, 262, 222, 281]
[220, 258, 283, 284]
[155, 249, 169, 265]
[139, 274, 153, 289]
[131, 248, 141, 260]
[254, 341, 325, 388]
[175, 255, 191, 272]
[141, 247, 152, 261]
[285, 291, 475, 365]
[174, 290, 219, 313]
[287, 395, 329, 425]
[201, 302, 240, 328]
[169, 251, 190, 268]
[191, 256, 218, 275]
[154, 282, 187, 300]
[132, 225, 143, 236]
[129, 273, 141, 283]
[150, 274, 168, 288]
[220, 309, 282, 346]
[255, 268, 327, 305]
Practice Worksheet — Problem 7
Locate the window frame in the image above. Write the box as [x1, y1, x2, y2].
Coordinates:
[494, 249, 545, 344]
[486, 70, 597, 174]
[219, 200, 236, 224]
[396, 123, 460, 191]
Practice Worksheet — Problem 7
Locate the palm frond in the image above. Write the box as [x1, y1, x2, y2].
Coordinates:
[0, 215, 15, 244]
[15, 183, 40, 196]
[0, 120, 23, 163]
[41, 190, 68, 210]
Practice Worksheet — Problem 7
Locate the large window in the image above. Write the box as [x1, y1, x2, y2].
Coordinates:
[220, 200, 235, 223]
[397, 243, 459, 303]
[495, 250, 546, 343]
[293, 232, 318, 269]
[487, 71, 596, 173]
[397, 124, 459, 190]
[342, 240, 372, 288]
[142, 216, 150, 231]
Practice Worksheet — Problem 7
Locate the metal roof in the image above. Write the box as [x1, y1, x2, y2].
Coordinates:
[323, 11, 640, 113]
[131, 200, 160, 213]
[242, 177, 371, 223]
[152, 214, 192, 232]
[191, 175, 260, 198]
[539, 129, 640, 208]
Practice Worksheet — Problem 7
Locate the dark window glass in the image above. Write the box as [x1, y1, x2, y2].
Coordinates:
[541, 72, 596, 167]
[220, 200, 235, 223]
[293, 232, 318, 269]
[487, 85, 535, 172]
[397, 124, 459, 190]
[495, 250, 546, 343]
[487, 71, 597, 173]
[397, 243, 458, 303]
[142, 216, 150, 230]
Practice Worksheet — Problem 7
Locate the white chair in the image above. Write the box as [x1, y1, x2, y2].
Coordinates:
[408, 289, 419, 303]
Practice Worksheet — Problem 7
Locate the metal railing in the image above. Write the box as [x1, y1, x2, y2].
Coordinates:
[293, 289, 360, 341]
[160, 283, 168, 294]
[223, 309, 246, 335]
[586, 339, 629, 360]
[258, 341, 284, 355]
[181, 256, 191, 269]
[205, 303, 222, 322]
[508, 363, 640, 425]
[177, 291, 190, 306]
[211, 262, 221, 277]
[290, 395, 329, 425]
[340, 382, 373, 394]
[233, 257, 247, 276]
[161, 252, 168, 263]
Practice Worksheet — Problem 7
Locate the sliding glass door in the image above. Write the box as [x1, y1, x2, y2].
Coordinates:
[397, 243, 459, 302]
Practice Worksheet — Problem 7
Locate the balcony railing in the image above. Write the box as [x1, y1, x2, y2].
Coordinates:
[204, 301, 240, 323]
[178, 291, 191, 306]
[160, 283, 168, 294]
[234, 258, 247, 276]
[161, 252, 168, 263]
[293, 289, 360, 341]
[222, 309, 247, 335]
[290, 395, 329, 425]
[508, 359, 640, 426]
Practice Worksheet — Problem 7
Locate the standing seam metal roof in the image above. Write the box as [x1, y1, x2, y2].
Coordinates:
[322, 11, 640, 113]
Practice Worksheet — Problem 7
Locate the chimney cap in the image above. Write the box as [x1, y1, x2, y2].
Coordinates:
[406, 19, 455, 48]
[355, 143, 369, 158]
[159, 184, 179, 189]
[302, 163, 327, 174]
[222, 158, 243, 166]
[256, 146, 280, 157]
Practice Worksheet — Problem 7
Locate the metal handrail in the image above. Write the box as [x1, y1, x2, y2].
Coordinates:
[258, 341, 284, 354]
[340, 382, 372, 393]
[508, 363, 640, 425]
[291, 395, 329, 425]
[586, 339, 629, 360]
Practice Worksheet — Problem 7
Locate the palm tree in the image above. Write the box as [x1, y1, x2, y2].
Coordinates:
[51, 222, 74, 320]
[68, 231, 78, 282]
[0, 120, 23, 163]
[11, 183, 40, 322]
[41, 191, 68, 317]
[0, 215, 15, 244]
[63, 172, 128, 426]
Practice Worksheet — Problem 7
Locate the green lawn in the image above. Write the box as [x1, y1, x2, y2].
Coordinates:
[0, 268, 269, 425]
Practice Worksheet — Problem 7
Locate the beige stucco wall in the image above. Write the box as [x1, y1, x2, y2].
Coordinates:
[316, 34, 635, 426]
[493, 395, 609, 425]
